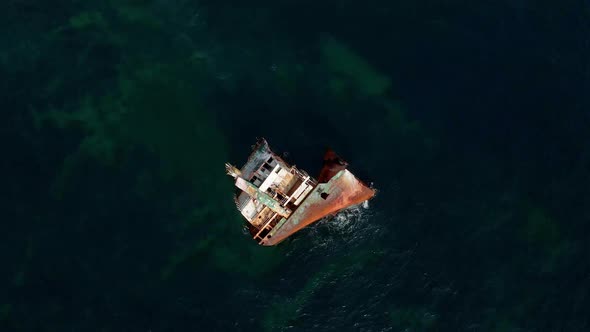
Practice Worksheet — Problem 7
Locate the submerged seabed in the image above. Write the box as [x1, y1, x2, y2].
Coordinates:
[2, 0, 590, 331]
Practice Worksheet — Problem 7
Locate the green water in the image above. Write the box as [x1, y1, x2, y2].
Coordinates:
[2, 0, 590, 331]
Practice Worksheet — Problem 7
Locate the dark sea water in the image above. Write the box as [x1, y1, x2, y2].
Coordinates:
[2, 1, 590, 331]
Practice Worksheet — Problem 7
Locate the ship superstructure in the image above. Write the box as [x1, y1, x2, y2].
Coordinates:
[226, 138, 375, 246]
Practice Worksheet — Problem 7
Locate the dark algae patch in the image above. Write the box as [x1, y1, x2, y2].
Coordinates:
[3, 0, 590, 331]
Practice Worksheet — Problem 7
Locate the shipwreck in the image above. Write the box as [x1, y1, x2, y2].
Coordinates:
[225, 138, 376, 246]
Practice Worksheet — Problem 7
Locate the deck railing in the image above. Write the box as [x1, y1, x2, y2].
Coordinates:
[253, 213, 278, 241]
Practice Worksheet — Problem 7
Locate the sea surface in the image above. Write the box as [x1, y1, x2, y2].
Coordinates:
[2, 1, 590, 331]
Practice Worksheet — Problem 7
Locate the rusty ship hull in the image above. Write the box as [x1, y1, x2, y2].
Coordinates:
[226, 139, 375, 246]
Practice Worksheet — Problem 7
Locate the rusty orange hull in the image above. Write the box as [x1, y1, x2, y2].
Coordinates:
[227, 139, 375, 246]
[260, 169, 375, 246]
